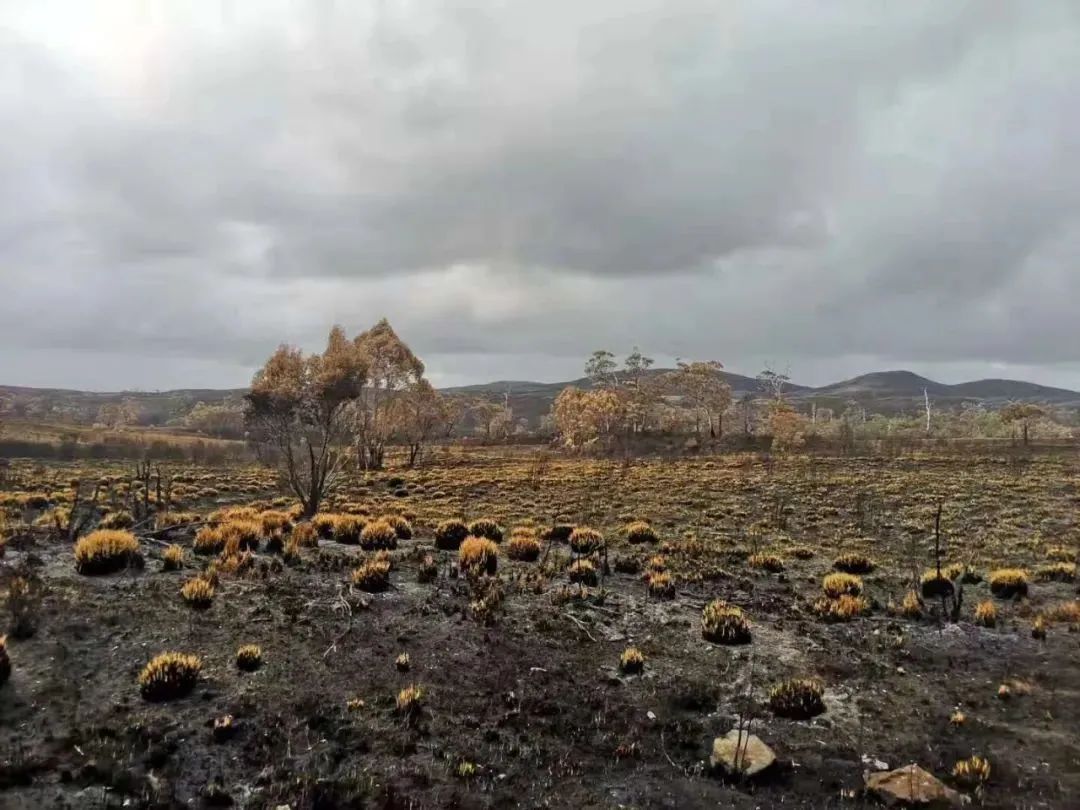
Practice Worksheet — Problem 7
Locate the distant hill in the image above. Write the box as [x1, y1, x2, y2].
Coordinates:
[3, 370, 1079, 429]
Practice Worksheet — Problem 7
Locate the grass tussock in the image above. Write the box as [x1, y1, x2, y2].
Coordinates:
[459, 536, 499, 575]
[989, 568, 1029, 599]
[236, 644, 263, 671]
[139, 652, 202, 701]
[822, 572, 863, 598]
[769, 678, 826, 719]
[74, 530, 140, 575]
[701, 599, 752, 645]
[352, 559, 391, 592]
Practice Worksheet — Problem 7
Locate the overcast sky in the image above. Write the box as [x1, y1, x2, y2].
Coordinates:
[2, 1, 1079, 392]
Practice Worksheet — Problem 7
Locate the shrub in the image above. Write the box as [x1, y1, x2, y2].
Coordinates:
[291, 523, 319, 548]
[100, 510, 135, 530]
[162, 544, 184, 571]
[989, 568, 1029, 599]
[748, 552, 784, 573]
[974, 600, 998, 627]
[180, 576, 215, 609]
[619, 647, 644, 674]
[951, 755, 990, 790]
[768, 679, 825, 719]
[822, 572, 862, 598]
[920, 569, 955, 598]
[833, 553, 874, 574]
[236, 644, 262, 671]
[0, 635, 9, 687]
[813, 594, 870, 622]
[333, 515, 367, 545]
[468, 518, 503, 543]
[396, 684, 424, 720]
[701, 600, 752, 645]
[74, 530, 140, 575]
[395, 652, 410, 672]
[384, 514, 413, 540]
[360, 519, 398, 551]
[569, 527, 604, 556]
[352, 559, 391, 592]
[567, 559, 598, 586]
[646, 571, 675, 599]
[624, 521, 658, 544]
[417, 554, 438, 583]
[435, 519, 469, 551]
[1034, 562, 1076, 583]
[139, 652, 202, 701]
[459, 536, 499, 576]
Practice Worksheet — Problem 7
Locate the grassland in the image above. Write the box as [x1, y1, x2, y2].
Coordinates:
[1, 449, 1078, 808]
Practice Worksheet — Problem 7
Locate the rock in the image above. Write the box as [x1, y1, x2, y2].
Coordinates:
[709, 730, 776, 777]
[865, 764, 963, 806]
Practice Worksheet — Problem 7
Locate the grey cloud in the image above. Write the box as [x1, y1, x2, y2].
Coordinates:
[1, 1, 1080, 390]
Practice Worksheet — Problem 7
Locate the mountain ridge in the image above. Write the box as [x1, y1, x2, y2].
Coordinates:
[3, 370, 1078, 428]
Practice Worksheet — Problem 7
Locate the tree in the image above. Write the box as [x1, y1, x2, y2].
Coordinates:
[1000, 402, 1046, 446]
[665, 360, 732, 438]
[623, 347, 657, 432]
[768, 401, 806, 452]
[757, 367, 790, 401]
[391, 380, 447, 466]
[245, 326, 368, 516]
[353, 318, 425, 469]
[585, 350, 619, 388]
[184, 401, 245, 439]
[551, 387, 623, 448]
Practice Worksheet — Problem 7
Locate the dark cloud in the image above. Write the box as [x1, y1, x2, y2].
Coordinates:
[1, 1, 1079, 391]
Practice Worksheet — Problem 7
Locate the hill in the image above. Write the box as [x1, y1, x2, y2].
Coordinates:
[3, 370, 1078, 429]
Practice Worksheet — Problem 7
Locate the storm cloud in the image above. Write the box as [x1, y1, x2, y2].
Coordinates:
[2, 1, 1079, 390]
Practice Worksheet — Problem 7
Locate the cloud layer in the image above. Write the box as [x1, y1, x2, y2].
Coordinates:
[2, 1, 1079, 390]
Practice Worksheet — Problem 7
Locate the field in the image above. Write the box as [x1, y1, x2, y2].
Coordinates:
[1, 449, 1079, 808]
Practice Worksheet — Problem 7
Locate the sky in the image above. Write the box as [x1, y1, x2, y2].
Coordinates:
[2, 1, 1079, 392]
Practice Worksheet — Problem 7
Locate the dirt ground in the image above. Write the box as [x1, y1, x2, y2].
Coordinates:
[1, 452, 1079, 808]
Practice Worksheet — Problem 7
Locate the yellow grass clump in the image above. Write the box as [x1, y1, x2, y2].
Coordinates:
[833, 552, 875, 574]
[360, 519, 398, 551]
[748, 552, 785, 573]
[569, 526, 604, 556]
[162, 544, 184, 571]
[74, 530, 140, 575]
[506, 529, 541, 562]
[236, 644, 263, 671]
[701, 600, 752, 645]
[619, 647, 645, 674]
[624, 521, 658, 544]
[952, 755, 991, 790]
[352, 559, 391, 592]
[459, 536, 499, 576]
[139, 652, 202, 701]
[814, 594, 871, 622]
[769, 679, 826, 719]
[974, 600, 998, 627]
[822, 572, 863, 598]
[468, 518, 503, 542]
[180, 576, 215, 609]
[435, 519, 469, 550]
[989, 568, 1029, 598]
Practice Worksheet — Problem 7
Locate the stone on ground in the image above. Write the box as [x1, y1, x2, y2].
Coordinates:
[864, 764, 963, 806]
[709, 730, 776, 777]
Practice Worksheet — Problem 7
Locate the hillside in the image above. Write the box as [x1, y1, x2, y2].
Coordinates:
[3, 370, 1079, 429]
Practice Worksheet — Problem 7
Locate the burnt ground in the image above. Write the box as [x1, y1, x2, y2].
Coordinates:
[2, 522, 1079, 810]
